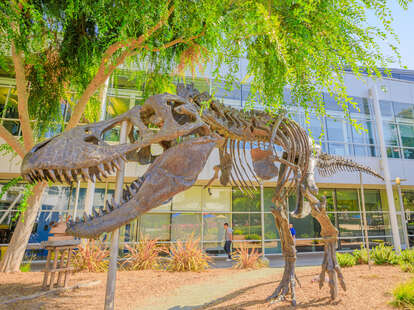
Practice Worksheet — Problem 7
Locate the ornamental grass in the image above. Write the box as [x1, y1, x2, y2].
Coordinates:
[121, 235, 162, 270]
[71, 240, 109, 272]
[164, 237, 211, 272]
[233, 243, 268, 269]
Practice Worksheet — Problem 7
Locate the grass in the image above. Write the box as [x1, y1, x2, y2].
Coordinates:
[390, 278, 414, 309]
[121, 236, 162, 270]
[71, 240, 109, 272]
[336, 252, 357, 267]
[233, 243, 268, 269]
[164, 237, 212, 272]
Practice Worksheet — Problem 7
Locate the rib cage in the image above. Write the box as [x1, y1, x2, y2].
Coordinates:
[317, 153, 384, 180]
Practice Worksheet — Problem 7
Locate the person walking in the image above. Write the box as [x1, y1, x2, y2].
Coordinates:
[223, 223, 233, 261]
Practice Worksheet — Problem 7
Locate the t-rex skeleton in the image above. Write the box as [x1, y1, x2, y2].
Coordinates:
[21, 84, 383, 306]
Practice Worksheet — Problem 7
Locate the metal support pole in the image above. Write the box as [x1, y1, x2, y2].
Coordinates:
[359, 172, 371, 269]
[104, 120, 127, 310]
[370, 85, 402, 253]
[396, 178, 410, 249]
[260, 182, 265, 256]
[73, 179, 81, 220]
[84, 78, 110, 217]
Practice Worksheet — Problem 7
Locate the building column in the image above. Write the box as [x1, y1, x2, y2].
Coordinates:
[370, 84, 402, 252]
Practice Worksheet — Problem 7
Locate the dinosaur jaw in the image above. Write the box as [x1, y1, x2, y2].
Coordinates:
[66, 135, 221, 238]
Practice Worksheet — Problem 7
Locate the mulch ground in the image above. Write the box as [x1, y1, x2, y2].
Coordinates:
[0, 265, 411, 310]
[201, 265, 413, 310]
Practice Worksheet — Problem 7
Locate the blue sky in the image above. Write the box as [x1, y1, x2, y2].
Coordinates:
[369, 1, 414, 70]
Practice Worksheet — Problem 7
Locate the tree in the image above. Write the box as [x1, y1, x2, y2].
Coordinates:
[0, 0, 410, 272]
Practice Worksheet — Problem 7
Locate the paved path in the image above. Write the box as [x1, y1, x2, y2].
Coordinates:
[138, 266, 311, 310]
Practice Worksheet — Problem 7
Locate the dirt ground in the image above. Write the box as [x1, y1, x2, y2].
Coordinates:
[0, 265, 411, 310]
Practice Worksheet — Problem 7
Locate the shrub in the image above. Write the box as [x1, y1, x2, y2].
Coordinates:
[390, 278, 414, 308]
[233, 244, 267, 269]
[121, 236, 162, 270]
[371, 244, 399, 265]
[71, 240, 109, 272]
[336, 253, 356, 267]
[245, 234, 261, 241]
[165, 238, 211, 272]
[398, 249, 414, 273]
[353, 246, 370, 264]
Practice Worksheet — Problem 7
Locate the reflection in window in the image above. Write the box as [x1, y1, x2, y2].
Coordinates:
[323, 93, 343, 111]
[172, 187, 202, 211]
[305, 117, 325, 141]
[336, 190, 359, 211]
[171, 213, 201, 241]
[204, 187, 231, 212]
[379, 100, 393, 117]
[393, 101, 414, 119]
[399, 124, 414, 147]
[326, 119, 345, 142]
[351, 121, 376, 145]
[232, 189, 260, 212]
[364, 190, 382, 211]
[338, 213, 362, 237]
[403, 148, 414, 159]
[387, 146, 401, 158]
[383, 123, 399, 146]
[140, 214, 170, 240]
[349, 97, 370, 115]
[328, 143, 346, 156]
[232, 213, 261, 240]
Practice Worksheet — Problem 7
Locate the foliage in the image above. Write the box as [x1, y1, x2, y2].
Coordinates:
[245, 234, 261, 241]
[0, 0, 411, 136]
[233, 244, 267, 269]
[390, 278, 414, 309]
[398, 249, 414, 273]
[0, 177, 34, 223]
[121, 236, 162, 271]
[371, 244, 399, 265]
[336, 253, 357, 268]
[164, 237, 211, 272]
[19, 253, 36, 272]
[353, 246, 370, 265]
[71, 241, 109, 272]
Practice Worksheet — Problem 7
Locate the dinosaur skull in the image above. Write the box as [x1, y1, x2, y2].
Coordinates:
[21, 93, 209, 184]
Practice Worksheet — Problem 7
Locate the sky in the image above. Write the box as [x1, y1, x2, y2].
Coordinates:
[369, 1, 414, 70]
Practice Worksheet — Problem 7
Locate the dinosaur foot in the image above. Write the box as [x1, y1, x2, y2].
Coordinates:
[319, 237, 346, 300]
[267, 257, 298, 306]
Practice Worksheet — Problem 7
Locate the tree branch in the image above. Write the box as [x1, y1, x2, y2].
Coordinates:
[0, 124, 26, 158]
[66, 5, 175, 130]
[141, 31, 205, 53]
[11, 43, 34, 152]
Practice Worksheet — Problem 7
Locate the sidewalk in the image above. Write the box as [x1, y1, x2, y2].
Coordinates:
[138, 267, 286, 310]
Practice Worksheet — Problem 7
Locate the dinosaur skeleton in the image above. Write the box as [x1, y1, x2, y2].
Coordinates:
[21, 84, 383, 305]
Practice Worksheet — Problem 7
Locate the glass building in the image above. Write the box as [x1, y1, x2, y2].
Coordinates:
[1, 67, 414, 260]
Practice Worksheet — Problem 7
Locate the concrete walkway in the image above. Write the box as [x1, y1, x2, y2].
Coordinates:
[138, 266, 312, 310]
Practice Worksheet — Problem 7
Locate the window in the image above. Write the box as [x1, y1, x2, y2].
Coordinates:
[232, 213, 262, 240]
[204, 187, 231, 212]
[232, 189, 260, 212]
[326, 119, 345, 142]
[393, 102, 414, 120]
[379, 100, 394, 117]
[336, 189, 359, 211]
[399, 124, 414, 147]
[364, 190, 382, 211]
[305, 117, 325, 141]
[351, 121, 376, 145]
[349, 97, 370, 115]
[140, 214, 170, 240]
[171, 213, 201, 240]
[172, 187, 202, 211]
[323, 93, 342, 111]
[383, 123, 399, 146]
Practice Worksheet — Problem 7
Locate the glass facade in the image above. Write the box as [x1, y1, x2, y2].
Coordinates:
[1, 71, 414, 261]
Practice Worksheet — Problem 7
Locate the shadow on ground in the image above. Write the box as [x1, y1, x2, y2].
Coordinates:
[167, 280, 341, 310]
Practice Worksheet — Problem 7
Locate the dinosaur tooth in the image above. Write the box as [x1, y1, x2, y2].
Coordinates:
[48, 169, 58, 182]
[95, 172, 103, 182]
[56, 169, 65, 183]
[92, 208, 99, 217]
[120, 154, 127, 162]
[63, 170, 73, 183]
[104, 161, 114, 173]
[105, 200, 114, 211]
[81, 168, 90, 181]
[112, 159, 121, 170]
[97, 164, 109, 177]
[37, 169, 45, 180]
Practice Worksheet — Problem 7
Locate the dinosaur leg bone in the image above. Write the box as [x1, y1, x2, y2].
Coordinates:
[305, 192, 346, 300]
[66, 136, 220, 238]
[267, 204, 299, 306]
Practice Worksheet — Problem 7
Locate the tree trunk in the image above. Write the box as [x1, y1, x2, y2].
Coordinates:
[0, 182, 47, 272]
